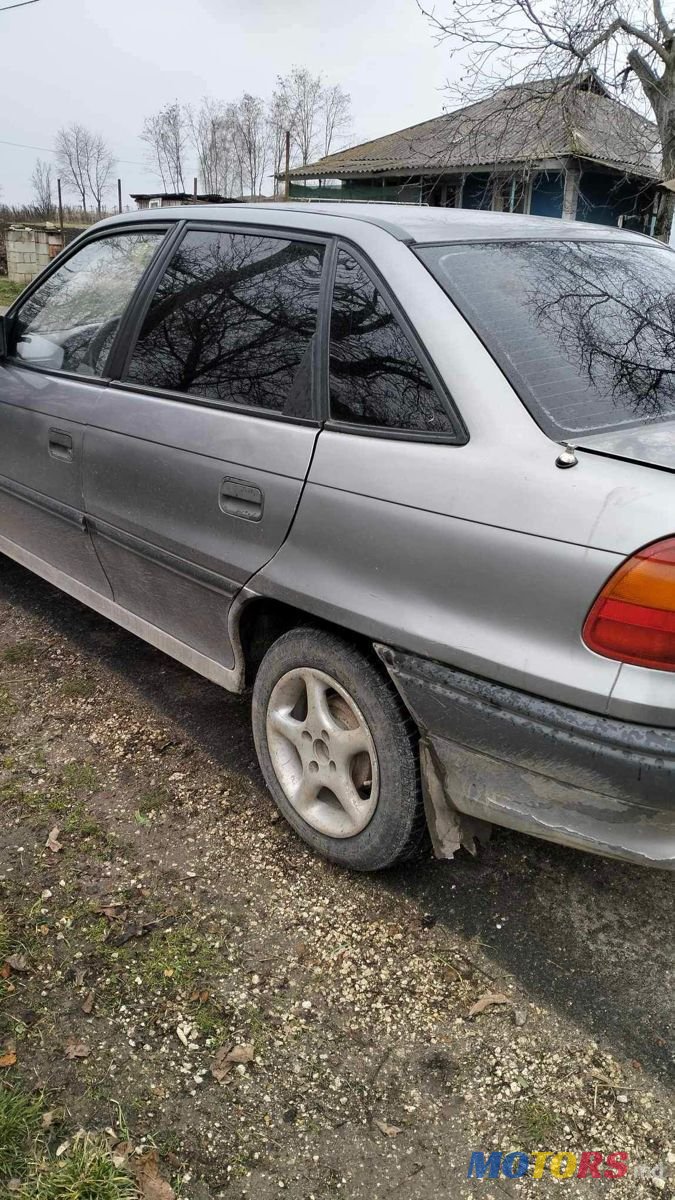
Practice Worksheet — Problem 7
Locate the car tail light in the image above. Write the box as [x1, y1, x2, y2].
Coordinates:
[583, 537, 675, 671]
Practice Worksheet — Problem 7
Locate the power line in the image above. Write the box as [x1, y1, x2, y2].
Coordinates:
[0, 137, 147, 168]
[0, 1, 41, 11]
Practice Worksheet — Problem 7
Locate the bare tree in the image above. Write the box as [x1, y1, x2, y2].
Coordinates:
[321, 83, 352, 156]
[141, 102, 187, 192]
[55, 123, 93, 213]
[185, 98, 240, 196]
[284, 67, 324, 165]
[232, 94, 269, 197]
[420, 0, 675, 237]
[31, 156, 54, 217]
[85, 134, 115, 214]
[268, 82, 295, 188]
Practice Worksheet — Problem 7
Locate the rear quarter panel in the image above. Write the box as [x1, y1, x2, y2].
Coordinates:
[252, 232, 675, 727]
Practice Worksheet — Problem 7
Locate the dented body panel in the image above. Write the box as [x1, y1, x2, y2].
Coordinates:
[376, 645, 675, 870]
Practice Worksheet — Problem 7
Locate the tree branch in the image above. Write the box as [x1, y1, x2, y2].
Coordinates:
[653, 0, 673, 41]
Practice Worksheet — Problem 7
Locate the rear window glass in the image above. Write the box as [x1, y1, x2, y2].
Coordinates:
[417, 240, 675, 438]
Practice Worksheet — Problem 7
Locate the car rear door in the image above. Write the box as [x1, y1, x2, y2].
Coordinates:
[0, 227, 166, 593]
[83, 222, 327, 673]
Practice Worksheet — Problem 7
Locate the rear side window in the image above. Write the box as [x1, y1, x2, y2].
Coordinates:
[329, 249, 454, 434]
[9, 231, 163, 377]
[124, 229, 324, 417]
[417, 239, 675, 438]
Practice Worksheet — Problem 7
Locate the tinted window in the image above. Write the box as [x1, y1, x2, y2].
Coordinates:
[124, 230, 324, 416]
[418, 240, 675, 437]
[10, 232, 163, 376]
[329, 251, 453, 433]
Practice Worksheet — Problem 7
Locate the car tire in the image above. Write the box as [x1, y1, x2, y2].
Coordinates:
[251, 626, 426, 871]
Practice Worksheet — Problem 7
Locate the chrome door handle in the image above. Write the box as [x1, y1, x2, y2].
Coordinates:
[48, 429, 74, 461]
[219, 477, 264, 522]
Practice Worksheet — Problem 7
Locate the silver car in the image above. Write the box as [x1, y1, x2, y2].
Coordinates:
[1, 202, 674, 871]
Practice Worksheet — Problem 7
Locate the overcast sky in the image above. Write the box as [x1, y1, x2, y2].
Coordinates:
[0, 0, 456, 205]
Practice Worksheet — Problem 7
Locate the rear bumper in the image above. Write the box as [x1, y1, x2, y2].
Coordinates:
[375, 645, 675, 870]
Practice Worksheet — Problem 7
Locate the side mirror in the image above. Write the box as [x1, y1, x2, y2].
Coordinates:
[15, 333, 64, 371]
[0, 315, 7, 360]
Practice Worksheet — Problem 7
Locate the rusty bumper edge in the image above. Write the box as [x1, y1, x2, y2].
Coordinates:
[375, 644, 675, 871]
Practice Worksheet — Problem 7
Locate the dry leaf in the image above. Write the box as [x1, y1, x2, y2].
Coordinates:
[4, 954, 29, 973]
[468, 992, 511, 1018]
[211, 1046, 233, 1083]
[81, 989, 95, 1015]
[96, 905, 124, 922]
[111, 1141, 130, 1169]
[6, 1179, 22, 1193]
[46, 826, 62, 853]
[190, 989, 209, 1004]
[0, 1052, 17, 1068]
[226, 1043, 254, 1064]
[132, 1149, 175, 1200]
[0, 963, 11, 980]
[373, 1117, 402, 1137]
[42, 1111, 57, 1129]
[64, 1040, 90, 1060]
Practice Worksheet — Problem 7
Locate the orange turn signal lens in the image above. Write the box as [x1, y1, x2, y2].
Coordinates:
[583, 537, 675, 671]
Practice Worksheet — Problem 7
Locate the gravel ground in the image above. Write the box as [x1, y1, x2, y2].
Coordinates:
[0, 555, 673, 1198]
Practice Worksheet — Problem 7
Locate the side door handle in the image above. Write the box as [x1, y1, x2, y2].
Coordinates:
[219, 477, 264, 522]
[48, 428, 74, 462]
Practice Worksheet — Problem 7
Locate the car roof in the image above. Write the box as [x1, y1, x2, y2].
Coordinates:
[97, 201, 658, 247]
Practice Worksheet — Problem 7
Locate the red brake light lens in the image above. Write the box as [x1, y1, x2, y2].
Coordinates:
[583, 537, 675, 671]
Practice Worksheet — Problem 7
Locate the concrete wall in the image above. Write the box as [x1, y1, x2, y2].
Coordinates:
[6, 225, 64, 285]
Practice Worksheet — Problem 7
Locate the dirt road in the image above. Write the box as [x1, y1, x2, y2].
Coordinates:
[0, 556, 672, 1198]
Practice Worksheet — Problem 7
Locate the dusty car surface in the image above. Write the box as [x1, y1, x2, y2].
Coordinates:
[1, 201, 674, 871]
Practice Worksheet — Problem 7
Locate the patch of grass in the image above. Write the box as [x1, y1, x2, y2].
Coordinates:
[0, 781, 25, 806]
[60, 677, 96, 700]
[514, 1099, 560, 1146]
[127, 923, 217, 995]
[0, 690, 17, 719]
[2, 641, 39, 666]
[64, 806, 103, 839]
[0, 277, 23, 307]
[0, 1088, 139, 1199]
[136, 788, 169, 816]
[23, 1134, 137, 1200]
[0, 1085, 44, 1183]
[0, 912, 10, 963]
[60, 764, 98, 795]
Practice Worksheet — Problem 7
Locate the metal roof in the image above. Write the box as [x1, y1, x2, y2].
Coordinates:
[96, 201, 658, 246]
[287, 76, 661, 182]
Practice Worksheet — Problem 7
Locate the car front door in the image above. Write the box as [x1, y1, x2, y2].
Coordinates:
[83, 223, 327, 674]
[0, 227, 166, 594]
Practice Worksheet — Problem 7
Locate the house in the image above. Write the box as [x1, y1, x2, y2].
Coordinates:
[130, 192, 234, 209]
[286, 74, 663, 232]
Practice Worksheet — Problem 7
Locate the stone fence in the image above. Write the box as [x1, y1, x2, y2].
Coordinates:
[6, 224, 65, 285]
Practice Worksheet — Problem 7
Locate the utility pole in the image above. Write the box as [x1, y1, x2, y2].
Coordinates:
[284, 130, 291, 201]
[117, 178, 122, 215]
[193, 176, 198, 199]
[57, 178, 64, 246]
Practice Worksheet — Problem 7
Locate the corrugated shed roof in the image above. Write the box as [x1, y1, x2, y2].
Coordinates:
[289, 77, 661, 181]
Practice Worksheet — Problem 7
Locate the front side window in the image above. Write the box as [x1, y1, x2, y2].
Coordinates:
[124, 230, 325, 417]
[10, 231, 163, 376]
[329, 250, 454, 434]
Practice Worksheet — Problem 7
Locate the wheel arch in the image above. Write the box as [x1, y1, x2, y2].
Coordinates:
[237, 595, 380, 688]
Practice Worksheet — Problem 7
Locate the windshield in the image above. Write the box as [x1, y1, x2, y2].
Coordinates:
[417, 239, 675, 439]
